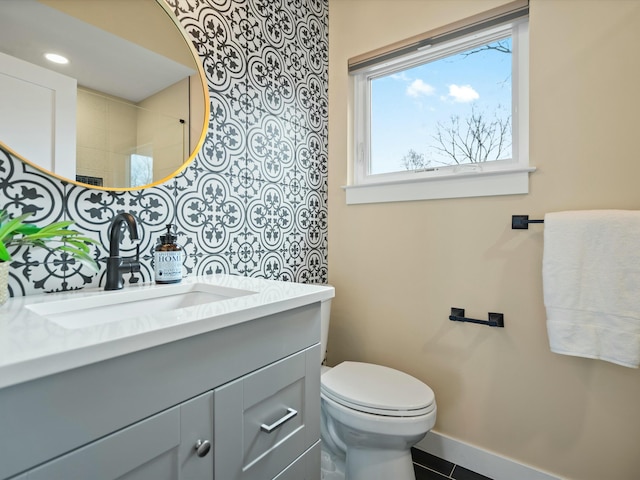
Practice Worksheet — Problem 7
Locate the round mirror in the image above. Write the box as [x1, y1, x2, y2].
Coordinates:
[0, 0, 208, 190]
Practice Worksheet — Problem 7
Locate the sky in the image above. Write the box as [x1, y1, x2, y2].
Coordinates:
[370, 38, 512, 175]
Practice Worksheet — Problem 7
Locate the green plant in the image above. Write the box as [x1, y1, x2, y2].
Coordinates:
[0, 210, 99, 270]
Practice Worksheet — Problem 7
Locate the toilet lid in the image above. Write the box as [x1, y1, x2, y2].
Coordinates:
[321, 362, 435, 417]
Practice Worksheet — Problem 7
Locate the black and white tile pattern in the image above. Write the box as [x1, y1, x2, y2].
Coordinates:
[0, 0, 328, 298]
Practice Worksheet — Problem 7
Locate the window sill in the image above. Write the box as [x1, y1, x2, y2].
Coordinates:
[342, 166, 536, 205]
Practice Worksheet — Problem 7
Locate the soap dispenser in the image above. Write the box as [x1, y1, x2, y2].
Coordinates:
[154, 224, 183, 284]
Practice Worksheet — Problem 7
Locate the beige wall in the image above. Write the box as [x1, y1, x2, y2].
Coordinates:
[76, 87, 137, 186]
[137, 78, 190, 181]
[77, 81, 193, 186]
[327, 1, 640, 479]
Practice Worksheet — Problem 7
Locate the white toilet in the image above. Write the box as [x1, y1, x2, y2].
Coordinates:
[319, 298, 437, 480]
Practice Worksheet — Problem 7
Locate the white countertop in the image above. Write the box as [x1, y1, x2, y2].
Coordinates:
[0, 274, 334, 390]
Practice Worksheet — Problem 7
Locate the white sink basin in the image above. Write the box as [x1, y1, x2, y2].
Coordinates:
[26, 283, 254, 330]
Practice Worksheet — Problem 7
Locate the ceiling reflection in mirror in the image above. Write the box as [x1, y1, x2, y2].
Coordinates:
[0, 0, 208, 190]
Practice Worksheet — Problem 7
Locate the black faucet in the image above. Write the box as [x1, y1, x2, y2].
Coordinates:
[105, 213, 141, 290]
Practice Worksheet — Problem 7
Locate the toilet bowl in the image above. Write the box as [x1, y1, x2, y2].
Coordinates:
[320, 298, 436, 480]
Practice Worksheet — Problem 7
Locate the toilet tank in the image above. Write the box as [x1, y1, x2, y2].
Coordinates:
[320, 297, 331, 364]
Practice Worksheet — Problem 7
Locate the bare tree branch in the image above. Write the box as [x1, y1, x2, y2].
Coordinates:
[431, 106, 511, 164]
[400, 149, 430, 170]
[461, 40, 512, 57]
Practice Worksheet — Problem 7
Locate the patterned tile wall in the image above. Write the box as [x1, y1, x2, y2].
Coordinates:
[0, 0, 328, 298]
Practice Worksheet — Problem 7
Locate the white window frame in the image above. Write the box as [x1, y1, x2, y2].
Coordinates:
[344, 18, 532, 204]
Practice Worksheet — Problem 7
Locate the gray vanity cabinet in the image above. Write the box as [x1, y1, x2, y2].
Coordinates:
[1, 303, 322, 480]
[24, 391, 213, 480]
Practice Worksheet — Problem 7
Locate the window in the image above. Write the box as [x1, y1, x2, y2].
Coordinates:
[130, 154, 153, 188]
[345, 4, 532, 204]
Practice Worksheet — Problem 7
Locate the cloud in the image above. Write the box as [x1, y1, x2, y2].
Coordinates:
[406, 79, 435, 98]
[448, 84, 479, 102]
[391, 72, 411, 82]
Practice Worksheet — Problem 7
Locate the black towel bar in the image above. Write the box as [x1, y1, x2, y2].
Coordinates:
[449, 308, 504, 328]
[512, 215, 544, 229]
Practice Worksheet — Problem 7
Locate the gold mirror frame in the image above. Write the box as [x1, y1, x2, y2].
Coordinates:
[0, 0, 209, 192]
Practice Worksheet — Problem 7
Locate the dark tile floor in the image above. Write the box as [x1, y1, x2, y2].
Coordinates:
[412, 448, 493, 480]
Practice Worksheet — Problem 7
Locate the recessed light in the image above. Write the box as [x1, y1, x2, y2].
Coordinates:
[44, 53, 69, 64]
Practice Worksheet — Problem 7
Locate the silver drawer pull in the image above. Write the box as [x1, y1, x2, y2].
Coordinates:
[260, 407, 298, 433]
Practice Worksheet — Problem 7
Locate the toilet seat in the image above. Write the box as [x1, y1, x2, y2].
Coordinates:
[321, 362, 435, 417]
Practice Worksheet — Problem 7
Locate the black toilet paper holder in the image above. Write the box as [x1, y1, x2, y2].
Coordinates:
[449, 307, 504, 328]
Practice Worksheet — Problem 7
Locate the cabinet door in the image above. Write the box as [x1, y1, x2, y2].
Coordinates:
[24, 392, 213, 480]
[179, 391, 214, 479]
[214, 346, 320, 480]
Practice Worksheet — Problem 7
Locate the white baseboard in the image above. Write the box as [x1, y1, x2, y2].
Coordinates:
[415, 431, 563, 480]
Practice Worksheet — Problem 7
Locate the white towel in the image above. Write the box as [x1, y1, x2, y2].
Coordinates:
[543, 210, 640, 368]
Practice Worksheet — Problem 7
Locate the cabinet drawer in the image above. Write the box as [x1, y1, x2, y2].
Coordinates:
[214, 345, 320, 480]
[273, 441, 321, 480]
